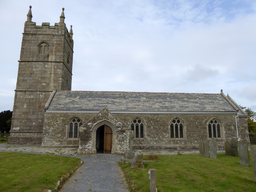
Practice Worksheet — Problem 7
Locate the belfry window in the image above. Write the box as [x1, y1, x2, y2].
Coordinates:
[131, 118, 144, 138]
[208, 119, 221, 138]
[170, 118, 183, 138]
[39, 42, 48, 55]
[69, 118, 82, 139]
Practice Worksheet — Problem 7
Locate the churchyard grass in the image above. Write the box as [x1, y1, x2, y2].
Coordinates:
[120, 153, 256, 192]
[0, 152, 81, 192]
[0, 136, 8, 143]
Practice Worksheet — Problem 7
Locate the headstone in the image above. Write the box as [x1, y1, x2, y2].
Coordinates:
[199, 140, 204, 156]
[238, 140, 250, 167]
[225, 140, 231, 155]
[204, 139, 210, 158]
[250, 145, 256, 183]
[177, 147, 180, 155]
[148, 169, 156, 192]
[209, 138, 217, 159]
[231, 138, 238, 156]
[125, 149, 135, 159]
[130, 131, 134, 150]
[131, 150, 144, 168]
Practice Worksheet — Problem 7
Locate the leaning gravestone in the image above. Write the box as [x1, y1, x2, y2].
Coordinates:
[209, 138, 217, 159]
[131, 150, 144, 168]
[225, 140, 231, 155]
[250, 145, 256, 183]
[230, 138, 238, 156]
[238, 139, 250, 167]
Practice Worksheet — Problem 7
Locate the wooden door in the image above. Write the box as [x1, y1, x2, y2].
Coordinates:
[104, 125, 112, 154]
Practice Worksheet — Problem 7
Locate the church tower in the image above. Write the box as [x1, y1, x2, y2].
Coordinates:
[9, 6, 74, 143]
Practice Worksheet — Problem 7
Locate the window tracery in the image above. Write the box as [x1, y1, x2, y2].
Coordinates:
[69, 118, 83, 139]
[208, 119, 221, 138]
[131, 118, 144, 138]
[170, 118, 183, 138]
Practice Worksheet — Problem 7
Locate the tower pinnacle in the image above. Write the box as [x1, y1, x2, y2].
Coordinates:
[70, 25, 73, 39]
[60, 8, 65, 23]
[27, 5, 32, 22]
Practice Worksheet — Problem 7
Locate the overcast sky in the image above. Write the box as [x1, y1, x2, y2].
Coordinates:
[0, 0, 256, 113]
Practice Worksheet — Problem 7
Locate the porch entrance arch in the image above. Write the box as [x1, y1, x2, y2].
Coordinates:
[96, 125, 112, 154]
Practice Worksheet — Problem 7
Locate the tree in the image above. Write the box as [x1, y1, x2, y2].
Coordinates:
[0, 110, 12, 133]
[244, 108, 256, 133]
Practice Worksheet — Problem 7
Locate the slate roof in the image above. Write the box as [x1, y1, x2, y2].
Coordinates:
[46, 91, 237, 113]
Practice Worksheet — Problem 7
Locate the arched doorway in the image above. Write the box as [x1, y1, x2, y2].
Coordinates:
[96, 125, 112, 154]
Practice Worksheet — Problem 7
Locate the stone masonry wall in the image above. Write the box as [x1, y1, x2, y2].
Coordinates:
[9, 91, 52, 144]
[42, 111, 249, 153]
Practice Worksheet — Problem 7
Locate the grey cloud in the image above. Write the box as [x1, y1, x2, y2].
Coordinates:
[184, 65, 219, 83]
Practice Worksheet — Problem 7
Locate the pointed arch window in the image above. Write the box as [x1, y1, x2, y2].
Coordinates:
[69, 118, 83, 139]
[208, 119, 221, 138]
[131, 118, 144, 138]
[170, 118, 183, 138]
[38, 42, 48, 55]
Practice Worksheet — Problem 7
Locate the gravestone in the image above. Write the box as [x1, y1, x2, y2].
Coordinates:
[230, 138, 238, 156]
[148, 169, 156, 192]
[199, 139, 204, 156]
[238, 140, 250, 167]
[204, 139, 210, 158]
[209, 138, 217, 159]
[225, 140, 231, 155]
[125, 149, 135, 159]
[250, 145, 256, 183]
[130, 131, 134, 150]
[131, 150, 144, 168]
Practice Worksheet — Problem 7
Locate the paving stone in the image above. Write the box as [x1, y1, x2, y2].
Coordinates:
[60, 154, 128, 192]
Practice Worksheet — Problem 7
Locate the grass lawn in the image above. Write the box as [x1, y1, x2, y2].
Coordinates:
[0, 136, 8, 143]
[0, 152, 81, 192]
[120, 154, 256, 192]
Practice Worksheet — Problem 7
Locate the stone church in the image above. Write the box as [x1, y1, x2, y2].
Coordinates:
[9, 6, 249, 154]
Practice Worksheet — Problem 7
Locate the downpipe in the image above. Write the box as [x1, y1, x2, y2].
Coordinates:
[235, 112, 240, 139]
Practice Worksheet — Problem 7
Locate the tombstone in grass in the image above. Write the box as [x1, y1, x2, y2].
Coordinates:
[125, 150, 135, 160]
[204, 138, 210, 158]
[131, 150, 144, 168]
[250, 145, 256, 183]
[148, 169, 156, 192]
[209, 138, 217, 159]
[238, 139, 250, 167]
[231, 138, 238, 156]
[125, 131, 135, 160]
[225, 140, 231, 155]
[199, 139, 205, 156]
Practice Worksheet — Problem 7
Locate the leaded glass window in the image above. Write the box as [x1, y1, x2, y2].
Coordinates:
[69, 118, 83, 139]
[208, 119, 221, 138]
[170, 118, 184, 138]
[131, 118, 144, 138]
